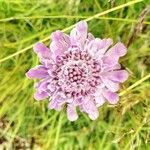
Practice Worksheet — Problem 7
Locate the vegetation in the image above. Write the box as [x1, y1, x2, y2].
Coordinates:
[0, 0, 150, 149]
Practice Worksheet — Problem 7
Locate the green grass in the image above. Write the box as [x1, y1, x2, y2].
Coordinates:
[0, 0, 150, 149]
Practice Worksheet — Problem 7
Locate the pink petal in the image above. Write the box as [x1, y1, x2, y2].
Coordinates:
[84, 33, 95, 47]
[52, 92, 66, 104]
[72, 97, 83, 106]
[47, 82, 56, 93]
[101, 77, 119, 92]
[33, 42, 51, 60]
[94, 85, 105, 107]
[87, 38, 112, 57]
[35, 79, 49, 93]
[34, 90, 49, 101]
[97, 38, 113, 55]
[89, 111, 99, 120]
[87, 33, 95, 41]
[87, 38, 102, 56]
[48, 99, 63, 111]
[102, 90, 119, 104]
[26, 66, 48, 79]
[95, 95, 105, 107]
[81, 100, 99, 120]
[106, 42, 127, 57]
[67, 104, 78, 121]
[50, 30, 70, 59]
[107, 70, 128, 83]
[102, 56, 119, 68]
[104, 63, 121, 72]
[70, 21, 88, 49]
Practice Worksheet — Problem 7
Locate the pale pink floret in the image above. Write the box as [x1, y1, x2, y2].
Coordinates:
[26, 21, 128, 121]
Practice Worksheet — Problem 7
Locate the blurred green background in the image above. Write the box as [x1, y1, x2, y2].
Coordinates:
[0, 0, 150, 149]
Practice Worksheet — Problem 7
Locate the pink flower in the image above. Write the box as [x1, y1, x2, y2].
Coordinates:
[26, 21, 128, 121]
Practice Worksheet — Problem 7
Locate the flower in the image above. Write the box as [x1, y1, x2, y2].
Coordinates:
[26, 21, 128, 121]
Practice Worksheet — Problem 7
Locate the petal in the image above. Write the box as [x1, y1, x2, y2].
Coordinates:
[72, 97, 83, 106]
[88, 38, 112, 57]
[35, 79, 49, 93]
[81, 100, 99, 120]
[47, 82, 57, 93]
[67, 104, 78, 121]
[76, 21, 88, 34]
[106, 42, 127, 57]
[101, 77, 119, 92]
[52, 92, 66, 104]
[95, 94, 105, 107]
[70, 21, 88, 49]
[48, 99, 63, 111]
[102, 56, 119, 68]
[97, 38, 113, 55]
[94, 88, 106, 106]
[102, 90, 119, 104]
[33, 42, 51, 60]
[87, 38, 102, 57]
[88, 38, 113, 59]
[83, 33, 95, 50]
[50, 30, 70, 58]
[34, 90, 49, 100]
[107, 70, 128, 83]
[87, 33, 95, 41]
[103, 63, 121, 72]
[26, 66, 48, 79]
[88, 110, 99, 120]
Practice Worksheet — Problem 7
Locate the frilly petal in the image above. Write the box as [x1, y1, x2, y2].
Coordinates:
[67, 104, 78, 121]
[96, 38, 113, 55]
[102, 90, 119, 104]
[50, 30, 70, 59]
[26, 65, 48, 79]
[101, 76, 119, 92]
[70, 21, 88, 49]
[94, 88, 106, 106]
[48, 99, 63, 111]
[34, 90, 49, 101]
[33, 42, 51, 60]
[87, 38, 113, 58]
[87, 33, 95, 41]
[103, 63, 121, 72]
[102, 56, 119, 68]
[106, 42, 127, 57]
[107, 70, 128, 83]
[81, 99, 99, 120]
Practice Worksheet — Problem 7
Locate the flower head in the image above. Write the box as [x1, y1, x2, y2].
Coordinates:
[26, 21, 128, 121]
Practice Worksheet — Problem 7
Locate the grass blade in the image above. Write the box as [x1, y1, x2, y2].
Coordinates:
[0, 0, 143, 63]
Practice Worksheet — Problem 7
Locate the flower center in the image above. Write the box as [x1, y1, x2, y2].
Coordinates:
[51, 49, 102, 97]
[67, 67, 83, 83]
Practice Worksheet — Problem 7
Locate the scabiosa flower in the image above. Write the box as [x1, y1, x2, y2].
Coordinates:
[26, 21, 128, 121]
